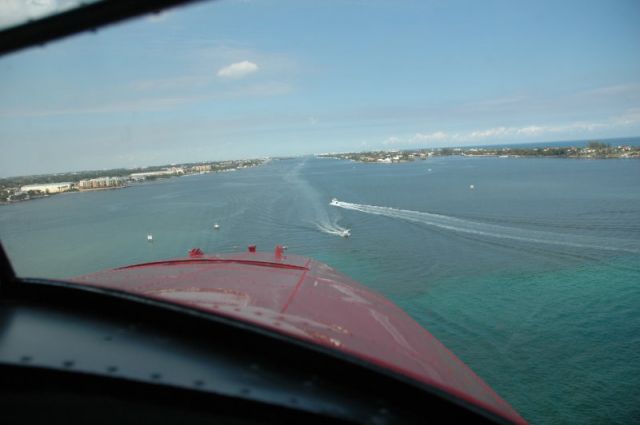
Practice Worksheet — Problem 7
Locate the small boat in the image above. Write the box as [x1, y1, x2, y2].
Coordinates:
[147, 234, 153, 242]
[340, 229, 351, 238]
[213, 223, 220, 230]
[330, 198, 339, 206]
[469, 184, 475, 190]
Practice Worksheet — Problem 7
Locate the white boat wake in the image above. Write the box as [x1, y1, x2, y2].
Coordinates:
[316, 222, 351, 238]
[330, 200, 640, 253]
[283, 160, 349, 239]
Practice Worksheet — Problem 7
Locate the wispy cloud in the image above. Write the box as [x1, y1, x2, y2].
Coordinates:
[217, 61, 259, 79]
[0, 96, 196, 118]
[0, 82, 292, 118]
[462, 95, 529, 111]
[133, 75, 210, 92]
[412, 131, 448, 143]
[582, 83, 640, 97]
[462, 122, 605, 141]
[227, 81, 291, 97]
[383, 111, 640, 147]
[613, 107, 640, 126]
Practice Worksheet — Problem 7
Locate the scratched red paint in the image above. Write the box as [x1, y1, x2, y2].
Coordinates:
[72, 250, 526, 424]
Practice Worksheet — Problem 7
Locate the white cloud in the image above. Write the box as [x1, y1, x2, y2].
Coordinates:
[462, 122, 608, 142]
[381, 114, 640, 148]
[516, 125, 545, 136]
[468, 127, 510, 139]
[217, 61, 259, 79]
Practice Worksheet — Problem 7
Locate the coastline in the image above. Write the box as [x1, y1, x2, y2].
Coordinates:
[319, 142, 640, 164]
[1, 159, 266, 205]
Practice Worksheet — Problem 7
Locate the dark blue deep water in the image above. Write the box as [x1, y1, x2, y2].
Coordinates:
[2, 156, 639, 424]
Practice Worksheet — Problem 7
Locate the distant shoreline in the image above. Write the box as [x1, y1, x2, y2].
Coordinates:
[318, 142, 640, 164]
[0, 159, 266, 205]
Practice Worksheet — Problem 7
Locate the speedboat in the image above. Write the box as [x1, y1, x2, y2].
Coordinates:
[340, 229, 351, 238]
[329, 198, 340, 206]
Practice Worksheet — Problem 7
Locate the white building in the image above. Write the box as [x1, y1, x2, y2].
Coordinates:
[78, 176, 125, 189]
[20, 182, 72, 194]
[129, 168, 184, 180]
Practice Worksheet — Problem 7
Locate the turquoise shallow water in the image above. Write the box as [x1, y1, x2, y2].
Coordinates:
[1, 156, 639, 424]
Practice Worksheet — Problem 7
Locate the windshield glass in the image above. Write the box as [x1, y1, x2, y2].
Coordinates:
[0, 0, 99, 31]
[1, 1, 639, 424]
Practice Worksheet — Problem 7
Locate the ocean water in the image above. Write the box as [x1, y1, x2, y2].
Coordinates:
[1, 156, 639, 424]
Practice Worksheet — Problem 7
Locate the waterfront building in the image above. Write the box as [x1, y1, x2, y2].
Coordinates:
[191, 165, 212, 172]
[129, 168, 184, 180]
[78, 176, 125, 189]
[20, 182, 72, 194]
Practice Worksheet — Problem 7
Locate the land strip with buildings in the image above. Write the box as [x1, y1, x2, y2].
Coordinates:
[318, 142, 640, 163]
[0, 159, 265, 203]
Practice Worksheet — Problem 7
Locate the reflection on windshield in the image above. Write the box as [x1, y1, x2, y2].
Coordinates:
[0, 0, 97, 31]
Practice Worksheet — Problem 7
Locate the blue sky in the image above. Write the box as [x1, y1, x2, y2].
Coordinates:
[0, 0, 639, 176]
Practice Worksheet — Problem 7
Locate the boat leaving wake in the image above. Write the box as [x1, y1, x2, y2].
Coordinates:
[316, 222, 351, 238]
[283, 160, 349, 239]
[330, 200, 640, 254]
